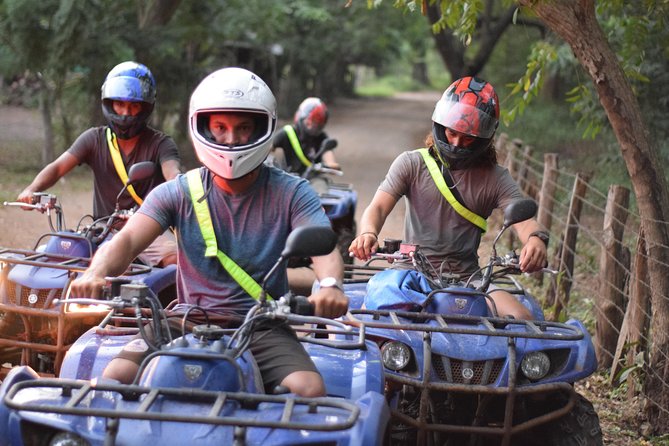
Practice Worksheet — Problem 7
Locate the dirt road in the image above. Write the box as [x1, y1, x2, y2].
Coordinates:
[0, 92, 439, 249]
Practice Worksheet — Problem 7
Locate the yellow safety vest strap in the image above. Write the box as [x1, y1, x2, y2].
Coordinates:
[284, 125, 312, 168]
[106, 127, 143, 206]
[416, 148, 487, 232]
[186, 169, 270, 301]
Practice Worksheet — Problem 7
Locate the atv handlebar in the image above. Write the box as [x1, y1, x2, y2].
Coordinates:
[4, 193, 65, 232]
[309, 163, 343, 177]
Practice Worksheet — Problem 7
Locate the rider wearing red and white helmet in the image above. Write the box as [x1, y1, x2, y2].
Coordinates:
[349, 76, 548, 320]
[431, 76, 500, 166]
[270, 97, 340, 174]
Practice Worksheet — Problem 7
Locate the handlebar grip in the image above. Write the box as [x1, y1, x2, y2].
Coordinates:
[288, 295, 315, 316]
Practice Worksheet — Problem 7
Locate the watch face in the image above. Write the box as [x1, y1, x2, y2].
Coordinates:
[320, 277, 337, 287]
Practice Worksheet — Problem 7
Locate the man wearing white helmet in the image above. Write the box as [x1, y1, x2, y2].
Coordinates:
[70, 67, 347, 397]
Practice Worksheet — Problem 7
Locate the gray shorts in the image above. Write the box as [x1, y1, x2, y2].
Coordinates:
[117, 318, 319, 393]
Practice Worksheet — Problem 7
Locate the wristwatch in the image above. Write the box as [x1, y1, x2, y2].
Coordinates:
[529, 230, 550, 247]
[319, 276, 343, 292]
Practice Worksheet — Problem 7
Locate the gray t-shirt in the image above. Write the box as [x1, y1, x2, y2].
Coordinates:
[138, 165, 331, 315]
[68, 126, 180, 218]
[379, 149, 523, 275]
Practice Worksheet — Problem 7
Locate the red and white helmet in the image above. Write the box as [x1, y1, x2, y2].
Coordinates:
[432, 76, 499, 160]
[294, 97, 328, 136]
[189, 67, 277, 179]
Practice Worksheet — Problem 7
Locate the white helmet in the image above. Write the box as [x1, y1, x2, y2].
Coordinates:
[189, 67, 277, 179]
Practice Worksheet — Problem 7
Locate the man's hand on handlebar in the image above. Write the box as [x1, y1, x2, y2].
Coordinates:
[308, 286, 348, 319]
[348, 232, 379, 261]
[69, 272, 107, 300]
[518, 236, 548, 273]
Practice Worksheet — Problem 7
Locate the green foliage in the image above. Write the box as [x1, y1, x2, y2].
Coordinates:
[389, 0, 484, 45]
[502, 41, 558, 126]
[613, 349, 645, 387]
[1, 0, 429, 162]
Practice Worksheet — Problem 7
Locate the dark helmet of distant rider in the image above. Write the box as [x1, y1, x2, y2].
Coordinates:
[101, 61, 157, 139]
[431, 76, 499, 164]
[294, 97, 328, 137]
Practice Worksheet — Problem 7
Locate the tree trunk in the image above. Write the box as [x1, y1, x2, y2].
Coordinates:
[425, 3, 465, 79]
[37, 79, 55, 165]
[518, 0, 669, 433]
[138, 0, 182, 28]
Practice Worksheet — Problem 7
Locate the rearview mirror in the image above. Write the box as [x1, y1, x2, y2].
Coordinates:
[126, 162, 156, 185]
[503, 198, 538, 228]
[281, 226, 337, 259]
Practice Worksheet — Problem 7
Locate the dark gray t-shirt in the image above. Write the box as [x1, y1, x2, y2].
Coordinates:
[138, 165, 331, 315]
[68, 126, 180, 218]
[379, 149, 523, 275]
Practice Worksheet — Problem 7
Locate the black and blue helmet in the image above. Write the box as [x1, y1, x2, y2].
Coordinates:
[101, 61, 156, 139]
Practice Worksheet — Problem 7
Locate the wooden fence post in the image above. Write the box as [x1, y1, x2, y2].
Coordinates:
[548, 172, 590, 319]
[534, 153, 559, 285]
[495, 132, 509, 165]
[595, 185, 631, 368]
[517, 144, 534, 196]
[506, 138, 522, 180]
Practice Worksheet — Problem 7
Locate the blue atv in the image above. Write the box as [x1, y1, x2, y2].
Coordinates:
[0, 226, 389, 446]
[341, 199, 602, 446]
[299, 138, 358, 265]
[0, 162, 176, 377]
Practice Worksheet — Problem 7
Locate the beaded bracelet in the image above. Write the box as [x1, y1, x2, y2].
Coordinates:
[360, 232, 378, 239]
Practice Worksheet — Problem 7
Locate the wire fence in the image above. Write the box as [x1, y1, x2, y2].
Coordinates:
[493, 133, 669, 418]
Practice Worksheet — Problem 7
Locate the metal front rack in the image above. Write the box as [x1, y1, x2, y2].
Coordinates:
[343, 308, 585, 446]
[345, 308, 584, 341]
[0, 246, 151, 275]
[0, 246, 151, 377]
[5, 378, 360, 432]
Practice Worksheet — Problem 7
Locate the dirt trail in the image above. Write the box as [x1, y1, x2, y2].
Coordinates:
[0, 92, 440, 250]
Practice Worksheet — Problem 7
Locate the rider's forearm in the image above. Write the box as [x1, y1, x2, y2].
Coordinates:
[359, 206, 387, 238]
[311, 250, 344, 282]
[23, 165, 61, 194]
[86, 234, 138, 279]
[513, 219, 543, 245]
[358, 190, 397, 237]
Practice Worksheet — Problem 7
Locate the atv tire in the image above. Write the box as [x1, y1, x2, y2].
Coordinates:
[522, 392, 603, 446]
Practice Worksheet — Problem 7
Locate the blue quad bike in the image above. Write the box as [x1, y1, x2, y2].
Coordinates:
[0, 162, 176, 377]
[0, 226, 390, 446]
[341, 199, 602, 446]
[299, 138, 358, 265]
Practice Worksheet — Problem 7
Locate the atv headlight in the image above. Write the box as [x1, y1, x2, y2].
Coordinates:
[520, 351, 551, 381]
[381, 341, 411, 371]
[49, 432, 90, 446]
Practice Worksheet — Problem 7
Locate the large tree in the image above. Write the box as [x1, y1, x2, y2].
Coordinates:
[516, 0, 669, 432]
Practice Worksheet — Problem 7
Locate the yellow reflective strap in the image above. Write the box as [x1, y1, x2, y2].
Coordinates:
[106, 127, 143, 206]
[416, 148, 487, 232]
[185, 169, 271, 301]
[186, 169, 219, 258]
[284, 125, 312, 168]
[215, 251, 266, 301]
